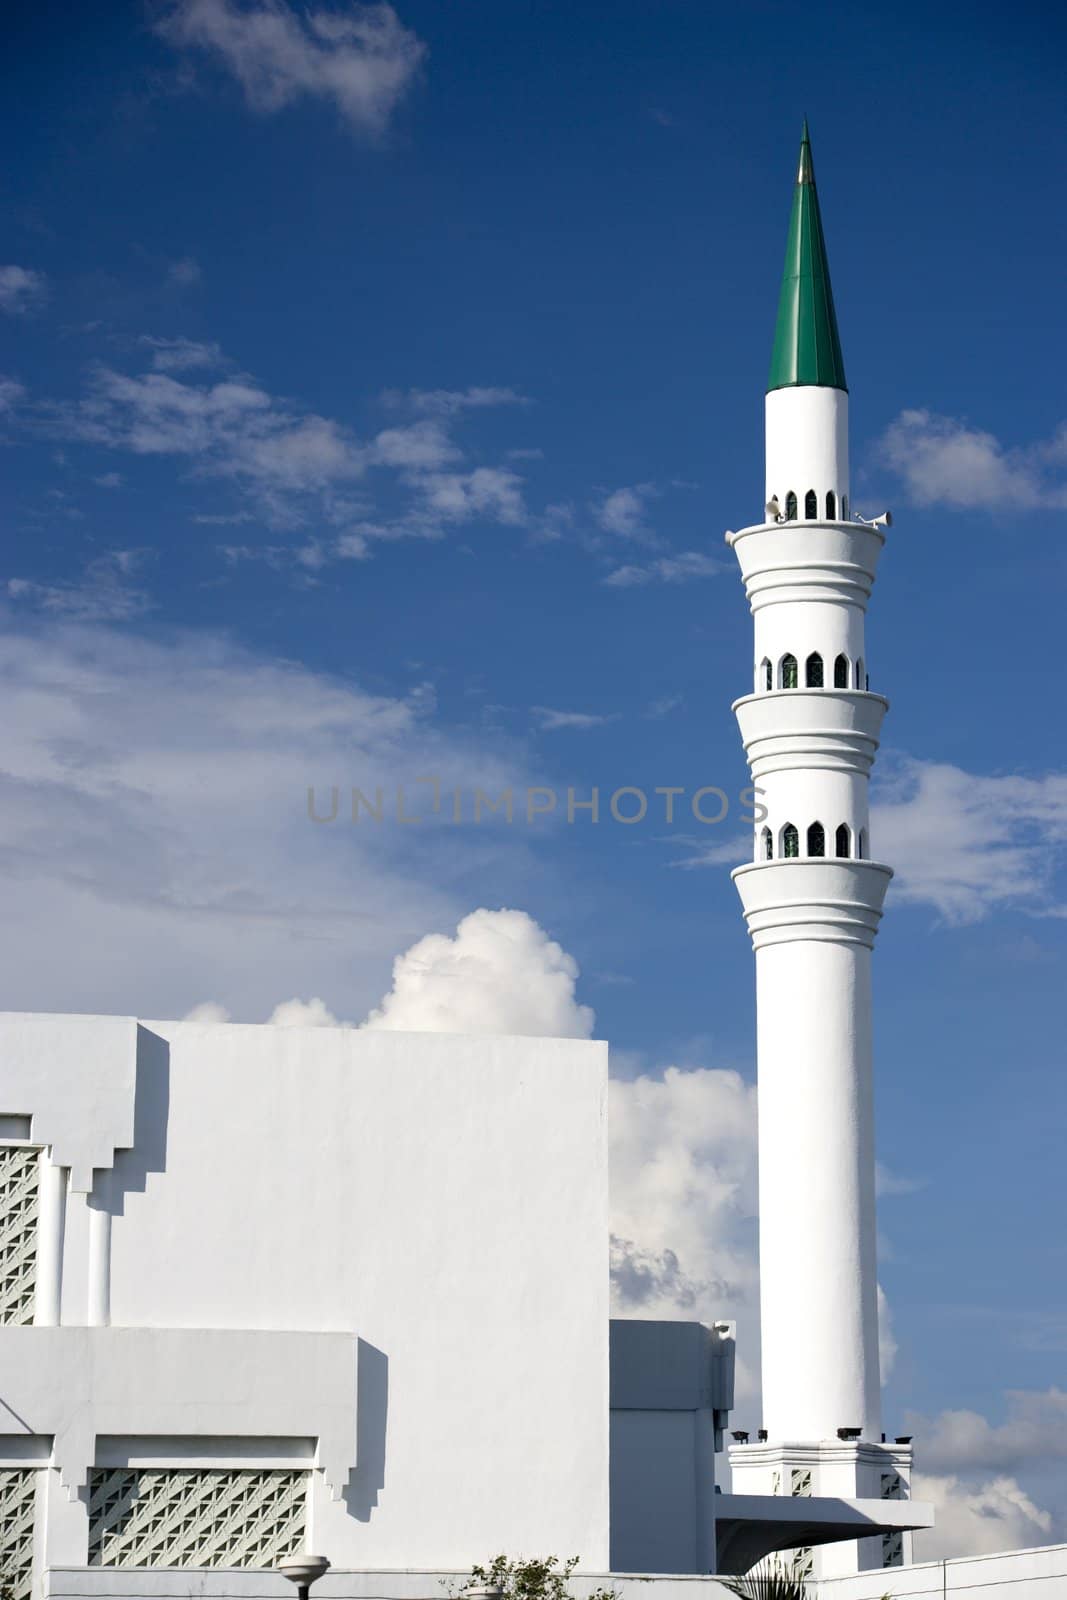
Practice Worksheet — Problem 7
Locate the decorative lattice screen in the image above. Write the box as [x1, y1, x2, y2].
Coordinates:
[88, 1469, 308, 1569]
[0, 1145, 39, 1325]
[0, 1467, 39, 1600]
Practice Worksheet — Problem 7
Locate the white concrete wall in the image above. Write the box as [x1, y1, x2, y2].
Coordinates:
[0, 1015, 610, 1573]
[45, 1546, 1067, 1600]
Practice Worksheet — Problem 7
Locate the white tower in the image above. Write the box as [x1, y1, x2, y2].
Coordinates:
[726, 126, 913, 1577]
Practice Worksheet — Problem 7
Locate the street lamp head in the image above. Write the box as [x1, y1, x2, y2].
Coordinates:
[275, 1554, 331, 1594]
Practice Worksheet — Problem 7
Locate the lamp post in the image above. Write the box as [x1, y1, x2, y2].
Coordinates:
[275, 1552, 331, 1600]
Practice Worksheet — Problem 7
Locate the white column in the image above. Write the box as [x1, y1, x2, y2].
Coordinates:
[34, 1150, 67, 1326]
[87, 1170, 112, 1327]
[755, 936, 881, 1439]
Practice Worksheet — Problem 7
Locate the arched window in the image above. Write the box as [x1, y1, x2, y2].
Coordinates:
[855, 658, 864, 689]
[834, 653, 849, 688]
[807, 822, 825, 857]
[762, 658, 772, 692]
[826, 490, 837, 519]
[780, 653, 798, 689]
[835, 824, 851, 858]
[804, 489, 818, 519]
[761, 826, 773, 861]
[857, 828, 866, 859]
[785, 491, 798, 521]
[806, 651, 824, 688]
[841, 494, 849, 519]
[782, 823, 799, 859]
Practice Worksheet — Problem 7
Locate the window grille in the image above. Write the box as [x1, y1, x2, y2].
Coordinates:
[805, 652, 823, 688]
[0, 1146, 39, 1326]
[0, 1469, 38, 1600]
[781, 654, 798, 689]
[88, 1469, 308, 1570]
[807, 822, 825, 857]
[835, 824, 851, 858]
[834, 653, 849, 688]
[881, 1472, 904, 1566]
[791, 1468, 812, 1496]
[804, 489, 817, 519]
[782, 824, 799, 859]
[785, 492, 797, 520]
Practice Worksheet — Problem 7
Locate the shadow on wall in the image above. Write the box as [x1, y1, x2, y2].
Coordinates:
[346, 1339, 389, 1521]
[92, 1026, 170, 1216]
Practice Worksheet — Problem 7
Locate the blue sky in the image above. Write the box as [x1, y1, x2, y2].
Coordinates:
[4, 0, 1067, 1555]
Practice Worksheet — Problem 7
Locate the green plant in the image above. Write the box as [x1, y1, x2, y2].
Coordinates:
[719, 1571, 810, 1600]
[450, 1555, 616, 1600]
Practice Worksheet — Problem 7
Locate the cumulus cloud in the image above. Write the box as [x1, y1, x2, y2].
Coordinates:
[418, 466, 526, 525]
[0, 266, 48, 316]
[878, 409, 1067, 511]
[909, 1389, 1067, 1476]
[603, 551, 720, 587]
[874, 756, 1067, 923]
[156, 0, 426, 137]
[912, 1473, 1053, 1560]
[361, 907, 595, 1037]
[268, 995, 342, 1027]
[0, 617, 530, 1020]
[595, 483, 658, 540]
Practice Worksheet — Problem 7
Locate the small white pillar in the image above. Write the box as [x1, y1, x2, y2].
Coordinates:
[34, 1150, 67, 1326]
[87, 1171, 112, 1327]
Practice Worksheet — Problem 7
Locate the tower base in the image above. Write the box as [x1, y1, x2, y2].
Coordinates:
[728, 1438, 915, 1578]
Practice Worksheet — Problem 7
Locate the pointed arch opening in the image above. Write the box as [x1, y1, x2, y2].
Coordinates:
[806, 651, 824, 688]
[804, 489, 818, 519]
[834, 653, 849, 688]
[761, 657, 772, 692]
[857, 828, 867, 859]
[841, 494, 849, 519]
[855, 657, 864, 690]
[780, 653, 798, 690]
[785, 491, 798, 521]
[826, 490, 837, 519]
[807, 821, 825, 857]
[761, 826, 773, 861]
[782, 823, 799, 859]
[835, 823, 851, 858]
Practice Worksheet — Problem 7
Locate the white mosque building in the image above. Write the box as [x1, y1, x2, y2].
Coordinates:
[0, 127, 1061, 1600]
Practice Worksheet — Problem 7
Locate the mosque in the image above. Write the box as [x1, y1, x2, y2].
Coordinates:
[0, 128, 1058, 1600]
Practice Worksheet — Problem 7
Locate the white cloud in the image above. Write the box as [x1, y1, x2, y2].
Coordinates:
[531, 706, 615, 732]
[403, 386, 528, 416]
[167, 256, 202, 288]
[596, 482, 658, 540]
[93, 472, 124, 488]
[908, 1389, 1067, 1476]
[183, 1000, 231, 1023]
[0, 266, 48, 316]
[0, 616, 527, 1021]
[140, 336, 223, 372]
[156, 0, 426, 137]
[874, 757, 1067, 923]
[0, 376, 26, 413]
[361, 907, 595, 1037]
[879, 409, 1067, 511]
[912, 1473, 1053, 1560]
[604, 551, 719, 587]
[6, 552, 151, 623]
[268, 995, 343, 1027]
[370, 418, 458, 470]
[418, 466, 526, 525]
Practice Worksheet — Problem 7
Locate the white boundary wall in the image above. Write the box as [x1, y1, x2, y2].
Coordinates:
[43, 1548, 1067, 1600]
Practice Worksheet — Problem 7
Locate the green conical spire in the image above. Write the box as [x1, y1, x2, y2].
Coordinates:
[767, 121, 847, 393]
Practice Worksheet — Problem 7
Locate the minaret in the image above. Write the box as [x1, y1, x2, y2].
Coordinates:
[725, 126, 912, 1577]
